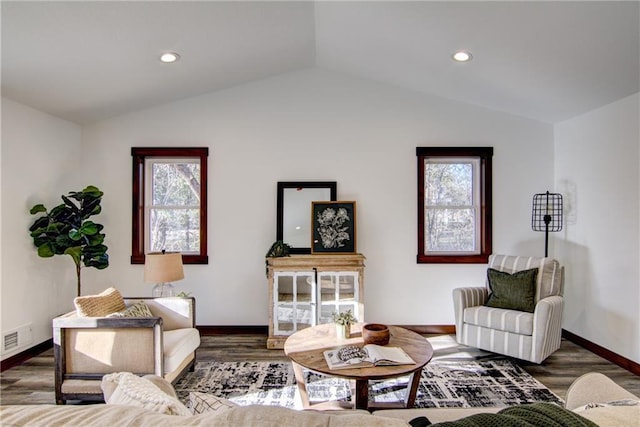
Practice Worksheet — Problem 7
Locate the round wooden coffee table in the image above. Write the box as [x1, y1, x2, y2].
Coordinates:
[284, 323, 433, 411]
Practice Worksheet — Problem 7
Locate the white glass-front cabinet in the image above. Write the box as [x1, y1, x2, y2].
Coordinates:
[266, 254, 365, 349]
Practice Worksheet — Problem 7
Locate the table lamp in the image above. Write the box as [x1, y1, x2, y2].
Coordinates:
[144, 251, 184, 297]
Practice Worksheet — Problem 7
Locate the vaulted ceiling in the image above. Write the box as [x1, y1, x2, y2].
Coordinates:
[2, 1, 638, 125]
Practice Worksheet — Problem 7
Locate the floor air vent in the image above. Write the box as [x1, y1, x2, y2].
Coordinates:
[3, 331, 18, 351]
[2, 324, 33, 354]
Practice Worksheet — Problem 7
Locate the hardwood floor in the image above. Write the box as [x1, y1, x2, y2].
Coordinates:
[1, 335, 638, 405]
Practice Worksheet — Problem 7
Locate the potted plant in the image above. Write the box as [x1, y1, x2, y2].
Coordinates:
[332, 309, 357, 339]
[28, 185, 109, 296]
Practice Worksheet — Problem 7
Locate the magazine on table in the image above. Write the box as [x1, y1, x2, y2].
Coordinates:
[323, 344, 416, 370]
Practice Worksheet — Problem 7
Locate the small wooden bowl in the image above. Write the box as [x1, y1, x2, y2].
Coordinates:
[362, 323, 390, 346]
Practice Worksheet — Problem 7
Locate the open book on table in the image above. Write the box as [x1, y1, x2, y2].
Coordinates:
[323, 344, 416, 370]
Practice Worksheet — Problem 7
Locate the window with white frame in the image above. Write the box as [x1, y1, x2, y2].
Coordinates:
[146, 158, 201, 253]
[131, 147, 208, 264]
[416, 147, 492, 264]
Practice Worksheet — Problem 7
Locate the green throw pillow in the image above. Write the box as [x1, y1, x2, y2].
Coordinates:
[485, 267, 538, 313]
[428, 402, 597, 427]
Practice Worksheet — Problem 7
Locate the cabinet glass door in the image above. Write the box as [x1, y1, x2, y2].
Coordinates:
[317, 271, 359, 324]
[273, 272, 315, 335]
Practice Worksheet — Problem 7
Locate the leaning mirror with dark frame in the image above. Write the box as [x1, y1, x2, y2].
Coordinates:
[277, 182, 337, 254]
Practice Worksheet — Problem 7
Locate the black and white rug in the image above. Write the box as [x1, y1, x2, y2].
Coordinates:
[174, 336, 562, 409]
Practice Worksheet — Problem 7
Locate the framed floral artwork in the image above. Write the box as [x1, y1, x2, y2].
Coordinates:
[311, 201, 356, 254]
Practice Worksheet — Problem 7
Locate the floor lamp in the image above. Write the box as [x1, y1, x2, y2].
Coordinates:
[531, 191, 563, 257]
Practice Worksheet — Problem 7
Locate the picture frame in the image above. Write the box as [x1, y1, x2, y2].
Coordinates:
[311, 201, 357, 254]
[277, 182, 337, 254]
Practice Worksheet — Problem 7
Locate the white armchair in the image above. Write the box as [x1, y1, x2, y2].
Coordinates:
[53, 297, 200, 404]
[453, 255, 564, 363]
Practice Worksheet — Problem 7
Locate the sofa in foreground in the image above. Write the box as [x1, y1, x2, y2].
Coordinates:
[1, 372, 638, 426]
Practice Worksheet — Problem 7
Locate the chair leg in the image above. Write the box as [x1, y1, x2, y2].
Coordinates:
[188, 350, 196, 372]
[55, 386, 65, 405]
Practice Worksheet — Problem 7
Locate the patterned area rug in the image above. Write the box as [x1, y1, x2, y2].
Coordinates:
[174, 357, 562, 410]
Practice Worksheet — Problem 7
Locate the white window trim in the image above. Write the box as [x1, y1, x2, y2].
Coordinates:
[144, 157, 202, 255]
[424, 157, 481, 256]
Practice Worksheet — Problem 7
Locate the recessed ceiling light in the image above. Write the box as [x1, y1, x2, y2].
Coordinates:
[452, 51, 473, 62]
[159, 52, 180, 63]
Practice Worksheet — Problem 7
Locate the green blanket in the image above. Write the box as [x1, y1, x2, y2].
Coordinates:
[411, 403, 598, 427]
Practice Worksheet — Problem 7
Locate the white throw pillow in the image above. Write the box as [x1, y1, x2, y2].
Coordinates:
[102, 372, 191, 416]
[187, 392, 238, 414]
[107, 301, 154, 318]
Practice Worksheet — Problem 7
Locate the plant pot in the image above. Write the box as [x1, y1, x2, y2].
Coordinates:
[335, 323, 350, 340]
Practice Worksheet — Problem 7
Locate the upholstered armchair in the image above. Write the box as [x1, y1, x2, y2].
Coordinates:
[53, 297, 200, 404]
[453, 255, 564, 364]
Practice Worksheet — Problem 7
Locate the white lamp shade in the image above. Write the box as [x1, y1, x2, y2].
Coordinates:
[144, 252, 184, 283]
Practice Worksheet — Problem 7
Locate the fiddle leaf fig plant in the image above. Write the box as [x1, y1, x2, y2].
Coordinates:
[28, 185, 109, 296]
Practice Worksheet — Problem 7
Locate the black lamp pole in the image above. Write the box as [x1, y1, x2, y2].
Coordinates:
[543, 192, 552, 257]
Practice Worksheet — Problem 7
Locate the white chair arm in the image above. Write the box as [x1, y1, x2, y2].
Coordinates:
[126, 297, 195, 331]
[530, 295, 564, 363]
[532, 295, 564, 334]
[453, 287, 488, 310]
[452, 287, 488, 341]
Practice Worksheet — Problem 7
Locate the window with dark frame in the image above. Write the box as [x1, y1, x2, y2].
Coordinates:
[417, 147, 493, 264]
[131, 147, 208, 264]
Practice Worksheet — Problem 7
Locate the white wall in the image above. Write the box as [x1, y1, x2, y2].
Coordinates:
[554, 93, 640, 364]
[80, 68, 554, 326]
[1, 98, 82, 360]
[5, 68, 638, 365]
